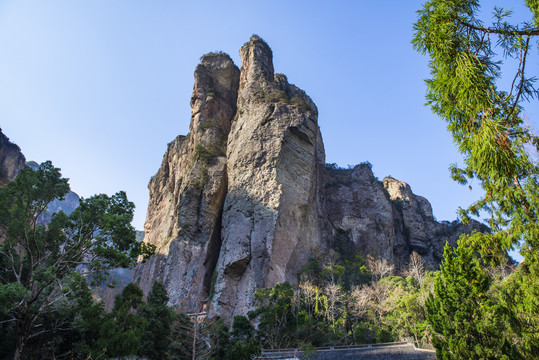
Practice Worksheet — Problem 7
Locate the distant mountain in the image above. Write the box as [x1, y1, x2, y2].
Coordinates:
[26, 161, 81, 225]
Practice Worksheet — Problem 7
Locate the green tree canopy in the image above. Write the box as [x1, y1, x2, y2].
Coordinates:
[139, 281, 175, 360]
[426, 242, 513, 359]
[0, 161, 154, 360]
[413, 0, 539, 358]
[413, 0, 539, 261]
[97, 283, 147, 358]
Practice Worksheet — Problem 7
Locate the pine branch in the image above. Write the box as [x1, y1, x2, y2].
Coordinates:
[457, 19, 539, 36]
[507, 36, 531, 122]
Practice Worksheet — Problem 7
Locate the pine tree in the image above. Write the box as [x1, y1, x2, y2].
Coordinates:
[96, 283, 147, 358]
[139, 281, 175, 360]
[426, 242, 515, 359]
[413, 1, 539, 356]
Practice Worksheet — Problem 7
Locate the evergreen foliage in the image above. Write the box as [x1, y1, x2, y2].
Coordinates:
[97, 283, 147, 358]
[413, 0, 539, 357]
[0, 161, 154, 360]
[426, 242, 513, 359]
[139, 282, 175, 360]
[224, 316, 260, 360]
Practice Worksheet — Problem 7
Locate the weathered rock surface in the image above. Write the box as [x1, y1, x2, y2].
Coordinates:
[323, 165, 486, 271]
[133, 53, 239, 311]
[135, 36, 487, 322]
[0, 129, 26, 187]
[210, 37, 324, 318]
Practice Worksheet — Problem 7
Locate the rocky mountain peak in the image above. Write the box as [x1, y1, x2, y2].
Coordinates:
[134, 37, 486, 324]
[239, 35, 275, 89]
[190, 52, 239, 146]
[383, 176, 434, 220]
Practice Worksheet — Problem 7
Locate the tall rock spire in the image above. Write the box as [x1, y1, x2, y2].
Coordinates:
[209, 35, 325, 320]
[133, 53, 239, 312]
[134, 36, 487, 323]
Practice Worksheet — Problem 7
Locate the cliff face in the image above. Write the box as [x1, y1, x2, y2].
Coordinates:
[0, 129, 26, 187]
[133, 53, 239, 310]
[211, 37, 325, 318]
[323, 166, 485, 271]
[135, 36, 486, 321]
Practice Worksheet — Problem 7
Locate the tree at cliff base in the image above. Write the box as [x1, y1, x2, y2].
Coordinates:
[0, 161, 154, 359]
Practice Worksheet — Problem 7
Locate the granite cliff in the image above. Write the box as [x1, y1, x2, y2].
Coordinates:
[134, 36, 486, 322]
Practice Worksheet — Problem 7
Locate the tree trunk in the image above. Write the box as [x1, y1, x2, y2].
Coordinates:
[13, 319, 30, 360]
[13, 334, 27, 360]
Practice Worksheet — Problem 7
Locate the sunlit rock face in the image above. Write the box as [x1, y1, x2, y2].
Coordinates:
[210, 36, 325, 319]
[135, 36, 485, 323]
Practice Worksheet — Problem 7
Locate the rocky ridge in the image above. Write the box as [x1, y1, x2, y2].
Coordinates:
[134, 36, 486, 322]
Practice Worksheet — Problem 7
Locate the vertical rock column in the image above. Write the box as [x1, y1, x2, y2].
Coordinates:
[210, 36, 325, 320]
[133, 54, 239, 311]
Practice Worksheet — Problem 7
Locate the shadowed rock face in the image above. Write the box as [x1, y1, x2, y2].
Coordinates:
[135, 36, 487, 323]
[322, 166, 487, 271]
[0, 129, 26, 187]
[133, 53, 239, 311]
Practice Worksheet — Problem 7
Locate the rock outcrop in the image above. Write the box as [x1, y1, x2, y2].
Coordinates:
[133, 53, 240, 310]
[323, 165, 486, 271]
[134, 36, 487, 322]
[211, 37, 324, 318]
[0, 129, 26, 187]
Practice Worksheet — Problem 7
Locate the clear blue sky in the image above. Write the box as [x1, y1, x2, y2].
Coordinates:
[0, 0, 536, 261]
